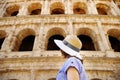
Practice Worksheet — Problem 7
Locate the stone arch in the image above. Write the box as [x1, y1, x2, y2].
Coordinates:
[0, 30, 6, 49]
[13, 28, 36, 51]
[118, 5, 120, 9]
[76, 28, 97, 51]
[4, 4, 20, 17]
[73, 2, 87, 14]
[91, 78, 101, 80]
[107, 29, 120, 52]
[46, 27, 66, 50]
[50, 2, 65, 14]
[28, 2, 42, 15]
[96, 3, 110, 15]
[48, 78, 56, 80]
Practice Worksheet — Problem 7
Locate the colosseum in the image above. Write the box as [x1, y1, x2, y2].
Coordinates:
[0, 0, 120, 80]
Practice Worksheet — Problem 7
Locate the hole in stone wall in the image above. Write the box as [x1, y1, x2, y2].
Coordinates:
[48, 78, 56, 80]
[0, 37, 5, 49]
[19, 35, 35, 51]
[73, 8, 86, 14]
[118, 5, 120, 9]
[78, 35, 95, 50]
[91, 78, 101, 80]
[28, 3, 42, 15]
[51, 8, 64, 14]
[4, 4, 20, 17]
[47, 35, 64, 50]
[96, 3, 110, 15]
[73, 2, 87, 14]
[30, 9, 41, 15]
[11, 11, 19, 16]
[50, 2, 65, 15]
[109, 36, 120, 52]
[97, 7, 107, 15]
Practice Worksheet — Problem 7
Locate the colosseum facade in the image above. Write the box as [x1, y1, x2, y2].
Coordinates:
[0, 0, 120, 80]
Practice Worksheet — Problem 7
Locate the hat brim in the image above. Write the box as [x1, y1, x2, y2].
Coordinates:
[54, 40, 82, 60]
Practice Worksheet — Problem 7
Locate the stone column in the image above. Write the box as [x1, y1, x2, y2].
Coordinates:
[41, 0, 50, 14]
[87, 1, 98, 14]
[32, 32, 39, 51]
[0, 1, 7, 17]
[110, 1, 120, 16]
[95, 34, 105, 51]
[68, 19, 73, 35]
[17, 1, 28, 16]
[1, 25, 16, 52]
[32, 22, 45, 56]
[97, 20, 111, 51]
[66, 0, 73, 14]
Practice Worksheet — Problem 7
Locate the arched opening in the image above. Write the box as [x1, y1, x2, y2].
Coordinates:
[0, 30, 6, 50]
[4, 4, 20, 16]
[0, 38, 5, 49]
[91, 78, 101, 80]
[19, 35, 35, 51]
[78, 35, 95, 50]
[51, 8, 64, 14]
[107, 29, 120, 52]
[11, 11, 19, 16]
[30, 9, 41, 15]
[109, 36, 120, 52]
[50, 2, 65, 14]
[13, 28, 36, 51]
[118, 5, 120, 9]
[96, 3, 110, 15]
[28, 3, 42, 15]
[73, 2, 86, 14]
[48, 78, 56, 80]
[47, 34, 64, 50]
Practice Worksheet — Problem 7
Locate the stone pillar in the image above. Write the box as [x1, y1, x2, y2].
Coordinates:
[95, 34, 105, 51]
[110, 1, 120, 16]
[38, 22, 45, 51]
[97, 20, 111, 51]
[68, 19, 73, 35]
[87, 1, 98, 14]
[41, 0, 50, 14]
[32, 33, 39, 51]
[17, 1, 28, 16]
[0, 1, 7, 17]
[66, 0, 73, 14]
[1, 25, 16, 52]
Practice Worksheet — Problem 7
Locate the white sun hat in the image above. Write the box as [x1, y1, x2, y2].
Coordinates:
[54, 35, 82, 60]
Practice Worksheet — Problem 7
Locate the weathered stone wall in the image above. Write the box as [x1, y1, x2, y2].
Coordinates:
[0, 0, 120, 80]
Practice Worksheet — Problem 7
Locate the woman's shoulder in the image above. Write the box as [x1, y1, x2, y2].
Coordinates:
[67, 57, 79, 61]
[65, 57, 81, 65]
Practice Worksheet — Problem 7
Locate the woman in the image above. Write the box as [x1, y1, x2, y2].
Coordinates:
[54, 35, 88, 80]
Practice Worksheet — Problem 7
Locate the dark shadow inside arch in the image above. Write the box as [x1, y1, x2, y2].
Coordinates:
[19, 35, 35, 51]
[11, 11, 19, 16]
[48, 78, 56, 80]
[11, 11, 18, 16]
[73, 8, 86, 14]
[30, 9, 41, 15]
[47, 34, 64, 50]
[51, 8, 64, 14]
[78, 35, 95, 50]
[109, 36, 120, 52]
[0, 37, 5, 49]
[91, 78, 101, 80]
[97, 8, 107, 15]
